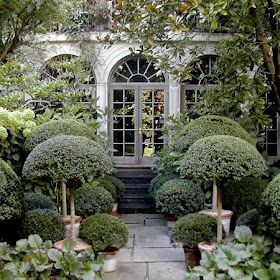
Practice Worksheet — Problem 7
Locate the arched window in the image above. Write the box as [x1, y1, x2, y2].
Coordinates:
[182, 55, 217, 109]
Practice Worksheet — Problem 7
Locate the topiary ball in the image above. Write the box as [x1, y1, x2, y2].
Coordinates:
[79, 213, 128, 251]
[179, 135, 267, 182]
[0, 159, 23, 221]
[259, 175, 280, 239]
[103, 175, 125, 202]
[23, 192, 53, 212]
[223, 177, 267, 215]
[22, 135, 114, 184]
[172, 213, 217, 248]
[24, 119, 96, 152]
[95, 178, 117, 202]
[236, 209, 259, 232]
[75, 185, 114, 217]
[22, 209, 64, 242]
[155, 179, 205, 217]
[150, 173, 179, 198]
[173, 115, 256, 153]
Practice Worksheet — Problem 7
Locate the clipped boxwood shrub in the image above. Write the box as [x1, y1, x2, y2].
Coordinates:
[95, 178, 117, 202]
[22, 209, 64, 242]
[150, 173, 179, 198]
[173, 115, 256, 153]
[223, 177, 267, 215]
[259, 175, 280, 239]
[155, 179, 205, 217]
[236, 209, 259, 232]
[23, 192, 53, 212]
[172, 213, 217, 248]
[79, 213, 128, 251]
[75, 185, 114, 217]
[24, 119, 96, 152]
[103, 175, 125, 202]
[0, 159, 23, 221]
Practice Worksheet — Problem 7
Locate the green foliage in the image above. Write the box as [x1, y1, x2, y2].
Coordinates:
[187, 226, 280, 280]
[223, 177, 267, 215]
[103, 175, 125, 202]
[149, 173, 179, 198]
[24, 119, 96, 152]
[259, 174, 280, 239]
[75, 185, 114, 217]
[79, 213, 128, 252]
[236, 209, 259, 232]
[172, 213, 217, 248]
[94, 178, 117, 202]
[179, 135, 267, 182]
[0, 107, 37, 173]
[21, 209, 64, 242]
[155, 179, 205, 217]
[0, 159, 23, 221]
[0, 235, 103, 279]
[22, 135, 114, 184]
[23, 192, 53, 212]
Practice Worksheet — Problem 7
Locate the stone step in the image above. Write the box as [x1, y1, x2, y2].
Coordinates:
[123, 193, 150, 199]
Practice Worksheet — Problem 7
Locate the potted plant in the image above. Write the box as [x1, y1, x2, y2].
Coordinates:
[79, 213, 128, 272]
[155, 178, 205, 235]
[22, 135, 114, 248]
[179, 135, 267, 242]
[172, 213, 218, 268]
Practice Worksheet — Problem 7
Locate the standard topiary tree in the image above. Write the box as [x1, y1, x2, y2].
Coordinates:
[23, 193, 53, 212]
[24, 119, 96, 152]
[22, 135, 114, 239]
[0, 159, 23, 221]
[155, 179, 205, 217]
[179, 135, 267, 242]
[259, 174, 280, 239]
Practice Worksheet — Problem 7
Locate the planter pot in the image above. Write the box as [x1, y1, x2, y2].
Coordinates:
[64, 215, 82, 239]
[54, 238, 91, 253]
[111, 203, 118, 216]
[103, 247, 119, 272]
[183, 246, 201, 268]
[200, 209, 233, 237]
[165, 215, 177, 236]
[198, 241, 216, 254]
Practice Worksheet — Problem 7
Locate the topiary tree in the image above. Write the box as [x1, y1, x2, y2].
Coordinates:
[94, 178, 117, 202]
[75, 185, 114, 217]
[0, 159, 23, 221]
[24, 119, 96, 152]
[22, 135, 114, 239]
[259, 174, 280, 240]
[103, 175, 125, 203]
[179, 135, 267, 242]
[22, 209, 65, 242]
[155, 179, 205, 217]
[23, 193, 53, 212]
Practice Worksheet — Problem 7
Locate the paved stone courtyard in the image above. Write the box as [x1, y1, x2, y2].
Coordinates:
[105, 214, 187, 280]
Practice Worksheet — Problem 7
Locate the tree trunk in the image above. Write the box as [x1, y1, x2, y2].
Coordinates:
[217, 183, 223, 243]
[212, 181, 218, 212]
[61, 180, 67, 218]
[70, 187, 76, 240]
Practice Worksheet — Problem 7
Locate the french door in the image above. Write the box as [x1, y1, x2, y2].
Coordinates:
[110, 85, 168, 166]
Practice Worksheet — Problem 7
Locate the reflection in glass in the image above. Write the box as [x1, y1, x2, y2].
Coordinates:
[114, 131, 123, 143]
[125, 144, 135, 156]
[113, 117, 123, 129]
[125, 130, 135, 143]
[125, 117, 134, 129]
[113, 90, 123, 102]
[113, 144, 123, 156]
[125, 90, 135, 102]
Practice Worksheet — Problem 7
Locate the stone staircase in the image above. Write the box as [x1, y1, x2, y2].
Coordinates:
[117, 169, 157, 214]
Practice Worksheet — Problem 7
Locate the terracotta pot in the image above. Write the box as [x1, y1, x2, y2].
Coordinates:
[183, 246, 201, 268]
[165, 215, 177, 236]
[111, 203, 118, 216]
[64, 215, 82, 239]
[103, 247, 119, 272]
[53, 238, 91, 253]
[198, 241, 216, 254]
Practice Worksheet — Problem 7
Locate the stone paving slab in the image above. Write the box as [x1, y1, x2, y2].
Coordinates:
[127, 225, 166, 235]
[117, 248, 132, 263]
[144, 214, 164, 219]
[149, 262, 186, 280]
[122, 214, 144, 224]
[144, 218, 166, 226]
[135, 233, 172, 248]
[104, 263, 147, 280]
[133, 247, 185, 262]
[125, 237, 134, 248]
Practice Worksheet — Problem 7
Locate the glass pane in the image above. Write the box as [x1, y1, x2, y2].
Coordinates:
[268, 144, 277, 156]
[125, 89, 134, 102]
[154, 130, 164, 143]
[125, 117, 134, 129]
[142, 89, 152, 102]
[113, 90, 123, 102]
[112, 73, 127, 82]
[125, 130, 135, 143]
[113, 117, 123, 129]
[154, 104, 164, 116]
[154, 90, 164, 102]
[267, 130, 277, 143]
[129, 75, 148, 82]
[143, 143, 155, 157]
[154, 144, 164, 153]
[185, 90, 196, 103]
[125, 144, 135, 156]
[123, 103, 134, 115]
[149, 74, 165, 83]
[126, 59, 137, 74]
[154, 117, 164, 129]
[142, 114, 153, 129]
[113, 144, 123, 156]
[113, 104, 123, 115]
[139, 59, 149, 74]
[113, 131, 123, 143]
[116, 63, 131, 77]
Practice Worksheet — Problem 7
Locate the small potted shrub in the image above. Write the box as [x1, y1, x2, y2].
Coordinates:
[179, 135, 267, 241]
[23, 192, 53, 212]
[172, 213, 217, 268]
[75, 185, 114, 217]
[79, 213, 128, 272]
[21, 209, 65, 242]
[155, 179, 205, 234]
